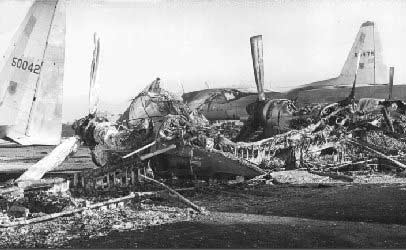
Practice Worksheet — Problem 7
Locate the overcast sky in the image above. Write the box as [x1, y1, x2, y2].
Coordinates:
[0, 0, 406, 122]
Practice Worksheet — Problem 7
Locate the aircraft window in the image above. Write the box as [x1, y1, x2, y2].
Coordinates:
[371, 51, 375, 56]
[359, 63, 364, 69]
[354, 53, 358, 57]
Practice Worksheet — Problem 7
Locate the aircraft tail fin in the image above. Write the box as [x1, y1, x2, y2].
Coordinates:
[0, 0, 65, 145]
[339, 21, 388, 86]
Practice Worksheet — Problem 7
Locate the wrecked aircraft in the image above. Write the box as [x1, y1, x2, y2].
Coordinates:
[1, 15, 406, 231]
[73, 76, 264, 182]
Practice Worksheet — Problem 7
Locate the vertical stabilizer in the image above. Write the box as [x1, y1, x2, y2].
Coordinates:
[339, 21, 388, 86]
[250, 35, 265, 101]
[0, 0, 65, 145]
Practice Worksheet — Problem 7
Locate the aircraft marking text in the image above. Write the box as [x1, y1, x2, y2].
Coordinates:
[11, 57, 42, 74]
[354, 51, 375, 57]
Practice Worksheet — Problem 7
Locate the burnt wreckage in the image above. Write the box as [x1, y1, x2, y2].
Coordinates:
[2, 28, 406, 228]
[73, 77, 265, 190]
[72, 73, 406, 191]
[70, 34, 406, 191]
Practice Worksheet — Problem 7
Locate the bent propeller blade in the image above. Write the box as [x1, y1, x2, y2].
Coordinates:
[250, 35, 265, 102]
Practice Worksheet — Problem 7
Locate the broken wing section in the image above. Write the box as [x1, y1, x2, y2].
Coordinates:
[6, 0, 65, 145]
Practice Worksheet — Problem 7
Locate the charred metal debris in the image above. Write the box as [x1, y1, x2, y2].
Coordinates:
[72, 78, 406, 185]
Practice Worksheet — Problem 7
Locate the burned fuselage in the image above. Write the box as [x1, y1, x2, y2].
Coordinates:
[182, 88, 285, 121]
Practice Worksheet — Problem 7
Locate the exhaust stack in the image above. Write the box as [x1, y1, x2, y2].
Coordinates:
[250, 35, 265, 101]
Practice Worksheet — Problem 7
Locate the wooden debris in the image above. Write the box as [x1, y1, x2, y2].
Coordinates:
[139, 144, 176, 161]
[16, 137, 79, 183]
[0, 188, 196, 228]
[381, 107, 395, 132]
[308, 170, 354, 182]
[347, 139, 406, 169]
[140, 174, 205, 213]
[328, 159, 376, 171]
[0, 191, 155, 228]
[122, 141, 157, 159]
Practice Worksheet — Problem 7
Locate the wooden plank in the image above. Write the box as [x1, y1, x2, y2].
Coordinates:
[140, 174, 205, 213]
[347, 139, 406, 169]
[122, 141, 156, 159]
[16, 137, 79, 182]
[139, 144, 176, 161]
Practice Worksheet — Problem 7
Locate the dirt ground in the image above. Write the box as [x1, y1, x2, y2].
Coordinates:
[1, 143, 406, 248]
[63, 183, 406, 248]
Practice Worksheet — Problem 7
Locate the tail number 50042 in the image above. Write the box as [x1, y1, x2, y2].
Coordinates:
[11, 57, 42, 74]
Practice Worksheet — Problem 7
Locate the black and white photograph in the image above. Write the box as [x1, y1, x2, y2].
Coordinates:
[0, 0, 405, 248]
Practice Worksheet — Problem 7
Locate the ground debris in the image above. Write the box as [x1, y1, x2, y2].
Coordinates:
[0, 199, 196, 248]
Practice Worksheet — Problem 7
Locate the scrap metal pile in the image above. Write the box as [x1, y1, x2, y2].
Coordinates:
[73, 78, 210, 168]
[73, 77, 406, 186]
[216, 98, 406, 180]
[2, 77, 406, 229]
[69, 33, 406, 185]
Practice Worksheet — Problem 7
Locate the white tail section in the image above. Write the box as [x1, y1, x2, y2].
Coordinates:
[89, 32, 100, 115]
[0, 0, 65, 145]
[339, 21, 387, 86]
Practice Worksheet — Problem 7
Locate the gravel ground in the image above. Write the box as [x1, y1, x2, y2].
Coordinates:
[55, 183, 406, 248]
[2, 181, 406, 248]
[0, 199, 197, 248]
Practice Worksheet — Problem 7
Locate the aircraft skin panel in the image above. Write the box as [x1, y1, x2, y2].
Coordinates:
[202, 95, 256, 120]
[373, 27, 387, 85]
[339, 23, 369, 79]
[183, 88, 285, 121]
[0, 0, 65, 145]
[0, 4, 45, 125]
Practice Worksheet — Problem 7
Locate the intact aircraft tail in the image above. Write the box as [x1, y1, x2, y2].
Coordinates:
[339, 21, 387, 86]
[0, 0, 65, 145]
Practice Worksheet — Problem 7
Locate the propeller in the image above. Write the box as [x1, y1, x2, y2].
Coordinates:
[347, 49, 362, 101]
[388, 67, 394, 100]
[14, 34, 104, 185]
[89, 32, 101, 115]
[250, 35, 265, 102]
[236, 35, 267, 141]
